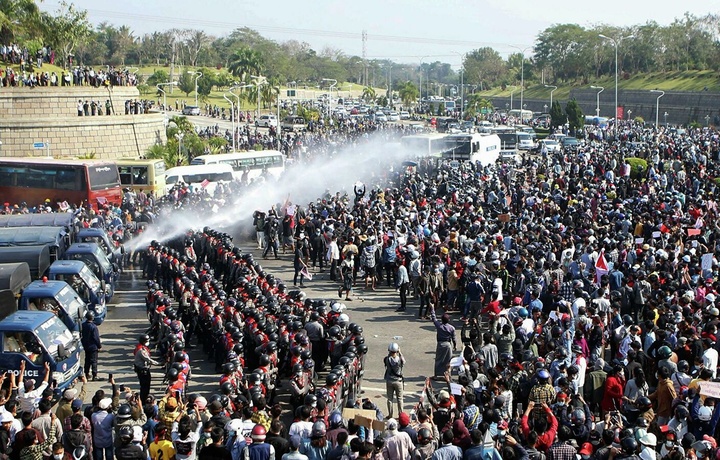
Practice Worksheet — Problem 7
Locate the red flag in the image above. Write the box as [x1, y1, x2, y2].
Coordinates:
[660, 224, 670, 233]
[595, 249, 609, 284]
[200, 179, 210, 188]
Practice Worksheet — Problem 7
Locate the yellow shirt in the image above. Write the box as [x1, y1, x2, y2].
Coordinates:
[149, 439, 176, 460]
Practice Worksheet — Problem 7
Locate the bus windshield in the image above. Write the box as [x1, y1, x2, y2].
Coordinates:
[88, 165, 121, 191]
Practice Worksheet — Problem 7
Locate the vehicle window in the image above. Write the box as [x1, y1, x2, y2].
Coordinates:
[118, 166, 133, 186]
[67, 254, 100, 277]
[3, 331, 43, 364]
[154, 162, 166, 176]
[165, 175, 178, 184]
[36, 317, 73, 359]
[88, 165, 121, 191]
[132, 167, 148, 185]
[80, 266, 101, 291]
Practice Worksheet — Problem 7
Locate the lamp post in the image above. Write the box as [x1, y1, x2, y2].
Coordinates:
[229, 84, 252, 142]
[664, 111, 668, 127]
[650, 90, 664, 127]
[510, 45, 532, 121]
[419, 55, 429, 103]
[156, 82, 178, 113]
[544, 104, 548, 113]
[590, 85, 604, 117]
[545, 84, 557, 112]
[599, 33, 634, 135]
[187, 71, 202, 107]
[509, 86, 516, 111]
[627, 110, 632, 121]
[251, 75, 267, 122]
[322, 78, 337, 119]
[223, 93, 236, 151]
[705, 114, 710, 127]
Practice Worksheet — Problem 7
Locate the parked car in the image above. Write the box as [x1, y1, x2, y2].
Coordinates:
[537, 139, 561, 154]
[399, 111, 410, 120]
[374, 113, 388, 123]
[561, 136, 579, 150]
[387, 112, 400, 122]
[182, 106, 201, 116]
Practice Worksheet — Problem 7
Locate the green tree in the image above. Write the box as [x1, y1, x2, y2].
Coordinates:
[463, 47, 506, 90]
[177, 71, 195, 97]
[398, 81, 419, 108]
[197, 72, 215, 98]
[549, 100, 565, 128]
[228, 47, 263, 82]
[0, 0, 43, 46]
[565, 98, 584, 134]
[147, 70, 170, 86]
[41, 2, 92, 69]
[361, 86, 376, 103]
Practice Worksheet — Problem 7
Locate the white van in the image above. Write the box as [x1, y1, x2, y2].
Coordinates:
[164, 164, 234, 195]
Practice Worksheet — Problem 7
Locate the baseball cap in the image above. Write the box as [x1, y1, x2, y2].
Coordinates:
[98, 398, 112, 410]
[0, 412, 13, 423]
[63, 388, 78, 400]
[290, 435, 302, 449]
[71, 399, 83, 410]
[398, 412, 410, 427]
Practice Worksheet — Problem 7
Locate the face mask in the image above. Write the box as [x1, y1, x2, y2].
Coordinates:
[54, 455, 64, 460]
[665, 442, 674, 448]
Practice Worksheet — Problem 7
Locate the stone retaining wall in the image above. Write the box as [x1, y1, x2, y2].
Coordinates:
[0, 86, 166, 159]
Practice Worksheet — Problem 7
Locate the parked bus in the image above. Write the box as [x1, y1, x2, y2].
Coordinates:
[116, 158, 167, 196]
[164, 164, 235, 195]
[508, 109, 533, 122]
[400, 133, 449, 157]
[0, 158, 122, 210]
[190, 151, 286, 181]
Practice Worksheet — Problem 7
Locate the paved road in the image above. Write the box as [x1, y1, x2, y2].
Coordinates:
[84, 237, 443, 415]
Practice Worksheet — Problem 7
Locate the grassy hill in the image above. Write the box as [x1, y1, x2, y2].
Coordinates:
[475, 70, 720, 100]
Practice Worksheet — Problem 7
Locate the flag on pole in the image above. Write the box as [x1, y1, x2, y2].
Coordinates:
[595, 249, 609, 284]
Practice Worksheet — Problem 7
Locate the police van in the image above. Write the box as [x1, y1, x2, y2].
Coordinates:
[0, 311, 83, 397]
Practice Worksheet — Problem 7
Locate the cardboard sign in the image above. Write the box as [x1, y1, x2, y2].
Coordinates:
[652, 231, 662, 238]
[702, 253, 714, 272]
[450, 383, 464, 396]
[498, 214, 510, 223]
[699, 381, 720, 398]
[688, 228, 701, 236]
[635, 238, 644, 245]
[343, 408, 377, 421]
[353, 415, 372, 429]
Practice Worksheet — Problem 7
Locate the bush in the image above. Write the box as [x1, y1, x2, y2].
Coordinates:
[625, 157, 648, 179]
[634, 116, 644, 124]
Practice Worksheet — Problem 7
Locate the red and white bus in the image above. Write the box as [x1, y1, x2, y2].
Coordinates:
[0, 158, 122, 210]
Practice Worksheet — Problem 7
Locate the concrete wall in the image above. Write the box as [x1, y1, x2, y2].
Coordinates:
[0, 86, 166, 159]
[486, 89, 720, 126]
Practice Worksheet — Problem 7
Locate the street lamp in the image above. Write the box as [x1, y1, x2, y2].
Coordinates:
[251, 75, 267, 122]
[544, 104, 548, 113]
[599, 33, 634, 135]
[419, 56, 429, 103]
[510, 45, 532, 121]
[187, 71, 202, 107]
[544, 85, 557, 112]
[664, 111, 668, 127]
[650, 90, 665, 127]
[223, 93, 236, 151]
[590, 85, 604, 117]
[627, 110, 632, 121]
[705, 114, 710, 127]
[322, 78, 337, 119]
[509, 86, 516, 111]
[156, 82, 178, 114]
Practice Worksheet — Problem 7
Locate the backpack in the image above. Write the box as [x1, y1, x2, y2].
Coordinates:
[382, 246, 397, 264]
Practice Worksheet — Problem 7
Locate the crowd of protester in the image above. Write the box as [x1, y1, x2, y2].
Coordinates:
[1, 116, 720, 460]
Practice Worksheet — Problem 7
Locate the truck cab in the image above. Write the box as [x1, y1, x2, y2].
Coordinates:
[65, 243, 117, 300]
[0, 311, 83, 397]
[76, 228, 122, 265]
[19, 280, 87, 336]
[47, 260, 107, 324]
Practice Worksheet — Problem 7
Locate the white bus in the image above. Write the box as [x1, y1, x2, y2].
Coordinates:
[190, 150, 286, 181]
[442, 133, 501, 166]
[400, 133, 449, 157]
[164, 164, 234, 195]
[508, 109, 533, 122]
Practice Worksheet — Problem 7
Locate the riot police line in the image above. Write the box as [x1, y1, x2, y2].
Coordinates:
[141, 226, 369, 416]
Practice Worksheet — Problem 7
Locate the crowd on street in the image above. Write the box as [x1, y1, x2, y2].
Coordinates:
[2, 119, 720, 460]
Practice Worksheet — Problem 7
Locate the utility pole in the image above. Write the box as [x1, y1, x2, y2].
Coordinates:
[362, 30, 368, 87]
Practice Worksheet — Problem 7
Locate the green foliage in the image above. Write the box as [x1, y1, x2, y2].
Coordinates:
[689, 120, 702, 129]
[228, 47, 263, 82]
[625, 158, 648, 179]
[296, 104, 320, 122]
[565, 98, 584, 134]
[77, 151, 96, 159]
[549, 100, 565, 127]
[398, 81, 419, 108]
[177, 71, 195, 97]
[146, 70, 170, 87]
[361, 86, 376, 103]
[634, 116, 645, 124]
[196, 69, 216, 97]
[208, 137, 228, 149]
[463, 47, 506, 90]
[377, 95, 388, 107]
[42, 2, 92, 68]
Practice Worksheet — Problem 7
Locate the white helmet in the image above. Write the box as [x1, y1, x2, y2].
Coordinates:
[388, 342, 400, 353]
[338, 313, 350, 326]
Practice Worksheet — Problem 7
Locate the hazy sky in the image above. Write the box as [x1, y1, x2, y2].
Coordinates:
[41, 0, 718, 67]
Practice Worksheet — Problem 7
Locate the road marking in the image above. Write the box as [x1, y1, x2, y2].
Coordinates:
[112, 302, 140, 308]
[102, 318, 148, 323]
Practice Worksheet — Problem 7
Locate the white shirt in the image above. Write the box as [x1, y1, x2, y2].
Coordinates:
[288, 420, 313, 441]
[702, 348, 718, 379]
[18, 381, 49, 413]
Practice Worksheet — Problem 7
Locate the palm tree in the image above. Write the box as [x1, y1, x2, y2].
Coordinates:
[228, 47, 263, 82]
[398, 81, 419, 109]
[261, 77, 280, 109]
[361, 86, 376, 103]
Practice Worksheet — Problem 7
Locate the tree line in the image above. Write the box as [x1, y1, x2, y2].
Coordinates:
[3, 1, 720, 94]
